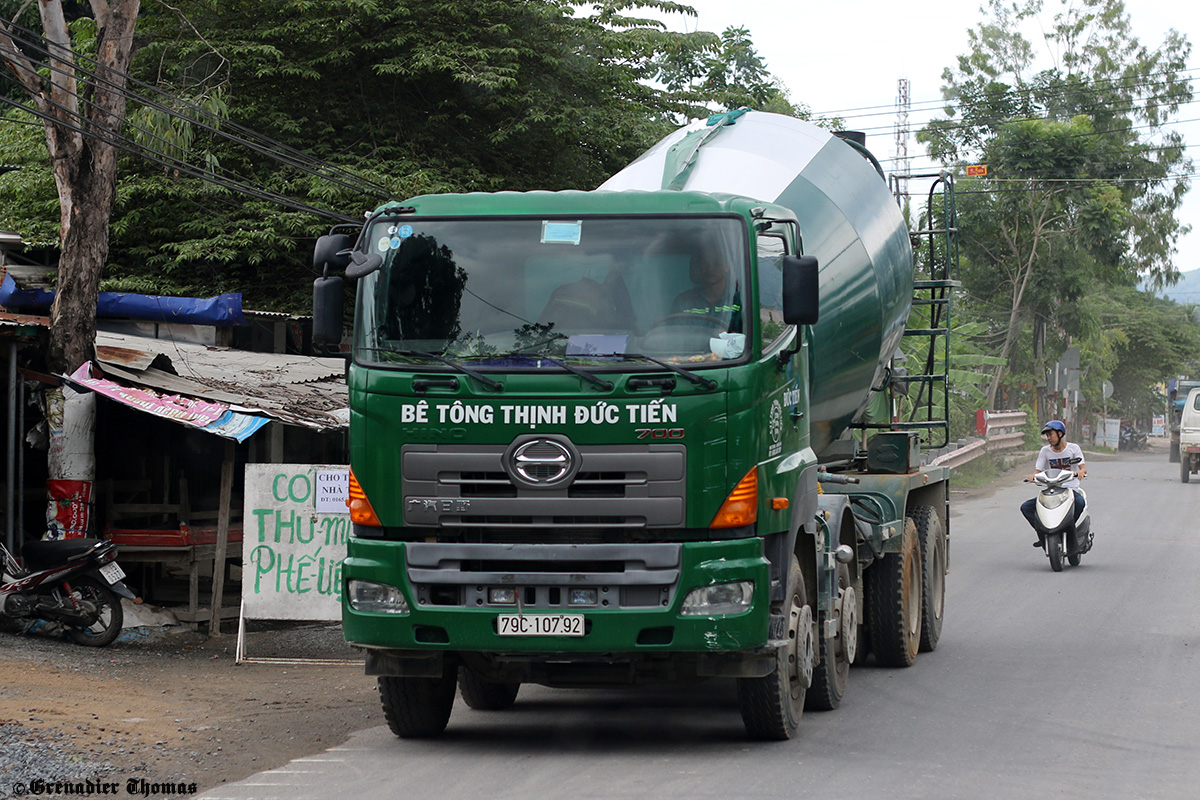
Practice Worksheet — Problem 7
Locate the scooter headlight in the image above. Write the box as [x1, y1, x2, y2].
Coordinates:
[1038, 490, 1071, 510]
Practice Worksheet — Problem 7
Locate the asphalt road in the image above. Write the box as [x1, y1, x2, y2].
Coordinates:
[202, 445, 1200, 800]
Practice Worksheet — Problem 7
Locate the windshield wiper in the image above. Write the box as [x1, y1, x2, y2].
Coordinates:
[375, 349, 504, 392]
[595, 353, 718, 391]
[498, 353, 613, 391]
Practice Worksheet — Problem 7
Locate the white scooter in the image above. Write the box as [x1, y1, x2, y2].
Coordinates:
[1026, 458, 1092, 572]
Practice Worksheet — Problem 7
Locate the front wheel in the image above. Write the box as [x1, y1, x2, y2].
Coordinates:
[66, 577, 123, 647]
[738, 557, 812, 740]
[458, 667, 520, 710]
[1047, 532, 1064, 572]
[379, 668, 457, 738]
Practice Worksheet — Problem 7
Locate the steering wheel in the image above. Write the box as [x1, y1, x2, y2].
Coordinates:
[646, 312, 728, 332]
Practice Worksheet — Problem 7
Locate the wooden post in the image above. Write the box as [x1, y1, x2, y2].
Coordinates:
[208, 439, 235, 635]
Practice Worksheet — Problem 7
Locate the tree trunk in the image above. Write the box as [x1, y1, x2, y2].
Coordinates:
[2, 1, 142, 538]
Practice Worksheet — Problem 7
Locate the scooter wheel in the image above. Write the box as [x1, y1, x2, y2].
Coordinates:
[66, 577, 123, 647]
[1046, 532, 1064, 572]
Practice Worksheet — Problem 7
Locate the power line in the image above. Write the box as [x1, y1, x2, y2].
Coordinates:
[0, 15, 389, 218]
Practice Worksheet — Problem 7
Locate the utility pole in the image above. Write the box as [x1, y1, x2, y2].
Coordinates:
[893, 78, 910, 203]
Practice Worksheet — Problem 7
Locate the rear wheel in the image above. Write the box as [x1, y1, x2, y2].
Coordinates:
[908, 505, 946, 653]
[458, 667, 520, 710]
[379, 667, 457, 737]
[65, 577, 122, 647]
[1047, 532, 1064, 572]
[1182, 456, 1191, 484]
[1067, 551, 1082, 567]
[806, 562, 854, 711]
[867, 519, 922, 667]
[738, 557, 812, 740]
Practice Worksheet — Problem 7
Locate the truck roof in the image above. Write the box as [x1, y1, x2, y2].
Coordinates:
[378, 190, 776, 219]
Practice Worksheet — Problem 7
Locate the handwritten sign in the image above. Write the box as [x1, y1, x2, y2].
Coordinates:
[242, 464, 350, 621]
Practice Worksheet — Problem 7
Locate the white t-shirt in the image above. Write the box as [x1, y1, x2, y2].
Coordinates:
[1035, 442, 1085, 488]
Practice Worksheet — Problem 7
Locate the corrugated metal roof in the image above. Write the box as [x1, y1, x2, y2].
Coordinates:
[94, 331, 348, 430]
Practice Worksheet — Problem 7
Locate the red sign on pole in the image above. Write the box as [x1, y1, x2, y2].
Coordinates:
[966, 164, 988, 177]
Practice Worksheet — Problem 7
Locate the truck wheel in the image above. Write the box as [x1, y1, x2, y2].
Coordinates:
[458, 667, 520, 710]
[378, 668, 457, 737]
[1181, 456, 1191, 484]
[806, 562, 854, 711]
[738, 557, 812, 740]
[867, 518, 921, 667]
[908, 504, 945, 653]
[1046, 532, 1064, 572]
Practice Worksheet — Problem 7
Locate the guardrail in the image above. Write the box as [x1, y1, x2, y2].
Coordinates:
[929, 410, 1028, 468]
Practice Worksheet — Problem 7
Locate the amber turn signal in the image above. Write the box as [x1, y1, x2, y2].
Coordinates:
[710, 467, 758, 528]
[347, 469, 382, 526]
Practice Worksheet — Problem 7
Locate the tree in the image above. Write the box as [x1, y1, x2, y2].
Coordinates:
[919, 0, 1193, 409]
[2, 0, 732, 311]
[652, 24, 811, 118]
[1, 1, 141, 372]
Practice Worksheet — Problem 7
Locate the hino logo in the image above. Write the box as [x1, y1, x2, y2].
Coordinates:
[508, 438, 575, 486]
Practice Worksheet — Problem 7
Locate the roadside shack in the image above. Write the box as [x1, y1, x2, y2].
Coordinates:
[0, 247, 348, 632]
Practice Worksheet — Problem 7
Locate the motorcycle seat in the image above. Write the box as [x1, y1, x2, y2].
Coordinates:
[23, 537, 106, 570]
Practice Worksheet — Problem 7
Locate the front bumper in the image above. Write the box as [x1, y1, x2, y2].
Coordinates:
[342, 538, 771, 656]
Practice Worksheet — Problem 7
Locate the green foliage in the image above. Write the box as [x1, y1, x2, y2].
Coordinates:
[919, 0, 1193, 410]
[1086, 286, 1200, 417]
[0, 109, 59, 246]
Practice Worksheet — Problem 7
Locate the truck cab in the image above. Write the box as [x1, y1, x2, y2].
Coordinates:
[1179, 388, 1200, 483]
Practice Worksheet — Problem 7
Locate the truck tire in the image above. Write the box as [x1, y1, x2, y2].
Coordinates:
[458, 667, 520, 710]
[806, 562, 853, 711]
[867, 518, 921, 667]
[378, 668, 457, 737]
[738, 557, 812, 740]
[908, 504, 945, 653]
[1182, 456, 1191, 484]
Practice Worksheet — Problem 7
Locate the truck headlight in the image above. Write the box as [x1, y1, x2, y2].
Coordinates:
[347, 580, 410, 614]
[681, 581, 754, 616]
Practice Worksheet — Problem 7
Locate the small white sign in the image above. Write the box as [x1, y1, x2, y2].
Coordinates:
[315, 469, 350, 514]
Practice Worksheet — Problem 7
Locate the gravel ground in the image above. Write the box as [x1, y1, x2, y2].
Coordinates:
[0, 615, 378, 799]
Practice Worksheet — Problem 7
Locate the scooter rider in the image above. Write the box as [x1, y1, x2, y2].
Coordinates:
[1022, 420, 1087, 546]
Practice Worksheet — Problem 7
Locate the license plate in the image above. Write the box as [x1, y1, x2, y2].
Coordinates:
[497, 613, 584, 637]
[99, 562, 125, 585]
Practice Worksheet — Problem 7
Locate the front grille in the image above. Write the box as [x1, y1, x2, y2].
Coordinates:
[402, 443, 685, 531]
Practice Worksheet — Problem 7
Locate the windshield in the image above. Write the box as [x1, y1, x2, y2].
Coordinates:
[355, 216, 751, 368]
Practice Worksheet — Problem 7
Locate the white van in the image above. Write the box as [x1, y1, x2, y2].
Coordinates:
[1180, 387, 1200, 483]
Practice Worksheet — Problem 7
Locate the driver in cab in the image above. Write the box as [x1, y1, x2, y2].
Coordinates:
[670, 248, 742, 332]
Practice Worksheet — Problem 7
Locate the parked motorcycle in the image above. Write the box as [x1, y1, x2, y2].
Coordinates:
[1119, 425, 1147, 452]
[1025, 459, 1092, 572]
[0, 537, 136, 646]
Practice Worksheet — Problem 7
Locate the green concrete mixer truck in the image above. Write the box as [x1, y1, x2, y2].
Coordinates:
[311, 110, 958, 740]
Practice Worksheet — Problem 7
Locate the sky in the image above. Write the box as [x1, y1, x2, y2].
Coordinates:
[649, 0, 1200, 283]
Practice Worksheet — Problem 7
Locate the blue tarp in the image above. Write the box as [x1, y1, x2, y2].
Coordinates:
[0, 273, 246, 326]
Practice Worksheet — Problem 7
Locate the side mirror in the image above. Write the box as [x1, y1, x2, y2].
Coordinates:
[781, 255, 819, 325]
[345, 250, 384, 280]
[312, 275, 344, 345]
[313, 234, 351, 271]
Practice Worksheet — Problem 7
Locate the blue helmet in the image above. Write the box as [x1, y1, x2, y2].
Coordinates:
[1041, 420, 1066, 436]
